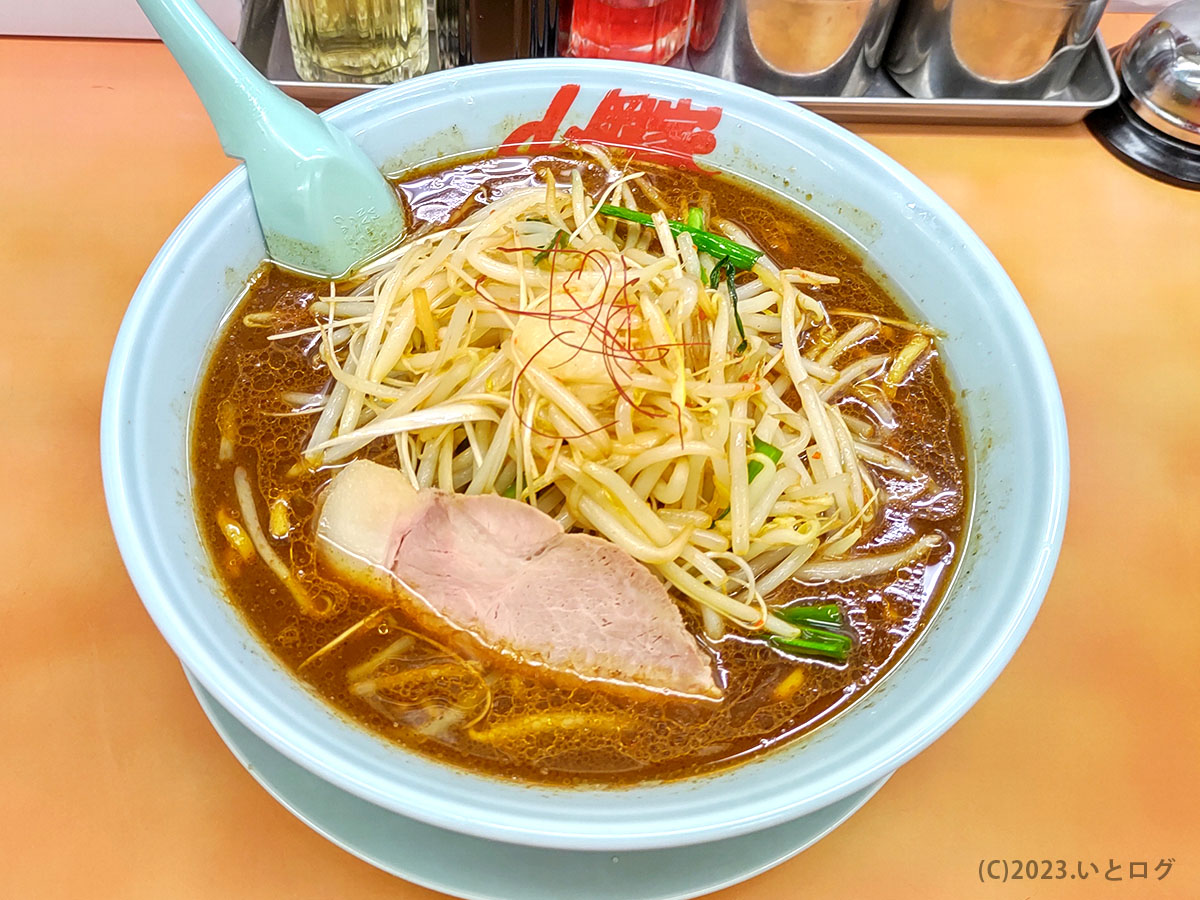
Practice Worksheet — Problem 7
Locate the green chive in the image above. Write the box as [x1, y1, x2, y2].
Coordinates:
[708, 256, 727, 290]
[706, 258, 747, 353]
[686, 206, 705, 230]
[597, 205, 761, 270]
[770, 628, 853, 662]
[532, 230, 568, 265]
[746, 437, 783, 482]
[776, 603, 842, 626]
[752, 437, 783, 464]
[726, 263, 748, 352]
[720, 438, 784, 517]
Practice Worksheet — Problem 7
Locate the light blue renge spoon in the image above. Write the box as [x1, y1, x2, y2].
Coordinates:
[137, 0, 406, 278]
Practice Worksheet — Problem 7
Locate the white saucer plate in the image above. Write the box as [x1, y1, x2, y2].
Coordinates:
[187, 672, 888, 900]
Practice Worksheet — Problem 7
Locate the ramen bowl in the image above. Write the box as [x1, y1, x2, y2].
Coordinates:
[101, 59, 1068, 852]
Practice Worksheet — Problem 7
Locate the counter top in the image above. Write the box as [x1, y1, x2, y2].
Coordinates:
[3, 14, 1197, 898]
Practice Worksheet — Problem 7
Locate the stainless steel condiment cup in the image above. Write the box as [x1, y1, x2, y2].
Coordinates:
[886, 0, 1109, 99]
[689, 0, 901, 97]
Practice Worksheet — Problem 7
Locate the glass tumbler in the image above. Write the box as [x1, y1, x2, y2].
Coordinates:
[282, 0, 430, 83]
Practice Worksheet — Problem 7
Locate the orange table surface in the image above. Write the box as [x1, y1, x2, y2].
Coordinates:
[3, 14, 1198, 899]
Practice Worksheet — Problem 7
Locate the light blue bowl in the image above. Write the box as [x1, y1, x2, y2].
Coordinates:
[101, 60, 1068, 852]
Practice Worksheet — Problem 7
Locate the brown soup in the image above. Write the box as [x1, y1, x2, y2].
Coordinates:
[192, 151, 967, 785]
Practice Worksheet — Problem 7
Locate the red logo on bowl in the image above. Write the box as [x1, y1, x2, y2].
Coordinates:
[500, 85, 722, 171]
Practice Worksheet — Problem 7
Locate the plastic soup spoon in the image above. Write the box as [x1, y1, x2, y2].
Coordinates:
[137, 0, 405, 277]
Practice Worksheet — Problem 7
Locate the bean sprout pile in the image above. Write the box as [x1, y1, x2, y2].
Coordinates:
[262, 152, 942, 649]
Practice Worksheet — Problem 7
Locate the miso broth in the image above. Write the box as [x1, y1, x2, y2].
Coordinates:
[192, 151, 967, 785]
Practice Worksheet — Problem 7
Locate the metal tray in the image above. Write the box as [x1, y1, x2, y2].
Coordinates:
[237, 0, 1119, 124]
[792, 37, 1119, 124]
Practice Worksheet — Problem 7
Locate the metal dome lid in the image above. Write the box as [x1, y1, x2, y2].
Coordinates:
[1119, 0, 1200, 145]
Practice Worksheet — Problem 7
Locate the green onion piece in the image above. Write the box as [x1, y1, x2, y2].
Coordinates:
[752, 437, 783, 464]
[532, 230, 568, 265]
[501, 480, 519, 499]
[723, 438, 785, 515]
[770, 628, 852, 662]
[746, 437, 783, 483]
[708, 256, 727, 289]
[706, 257, 747, 353]
[776, 603, 842, 626]
[726, 263, 747, 352]
[597, 205, 762, 270]
[687, 206, 705, 230]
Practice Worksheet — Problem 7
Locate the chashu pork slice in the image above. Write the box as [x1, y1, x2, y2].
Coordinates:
[317, 459, 719, 699]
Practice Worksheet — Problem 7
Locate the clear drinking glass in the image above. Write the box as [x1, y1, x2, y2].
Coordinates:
[282, 0, 429, 83]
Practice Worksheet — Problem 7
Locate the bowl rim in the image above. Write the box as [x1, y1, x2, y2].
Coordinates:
[102, 57, 1069, 850]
